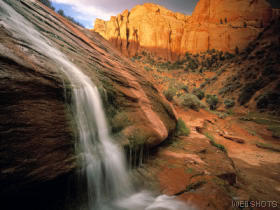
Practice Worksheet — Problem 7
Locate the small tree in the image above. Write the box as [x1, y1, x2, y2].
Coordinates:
[224, 17, 228, 24]
[57, 9, 65, 16]
[206, 95, 219, 110]
[39, 0, 55, 10]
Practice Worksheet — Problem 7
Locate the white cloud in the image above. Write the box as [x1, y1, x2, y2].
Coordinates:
[51, 0, 196, 28]
[52, 0, 116, 28]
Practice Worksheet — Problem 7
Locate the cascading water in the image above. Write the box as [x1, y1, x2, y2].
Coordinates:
[0, 1, 194, 209]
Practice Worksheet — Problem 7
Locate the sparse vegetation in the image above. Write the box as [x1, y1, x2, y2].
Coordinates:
[256, 142, 280, 153]
[204, 133, 227, 153]
[163, 87, 176, 101]
[177, 94, 206, 111]
[206, 94, 219, 110]
[39, 0, 84, 27]
[256, 92, 280, 112]
[267, 125, 280, 139]
[192, 88, 205, 100]
[219, 81, 242, 96]
[144, 66, 152, 72]
[224, 99, 235, 109]
[175, 118, 190, 137]
[238, 79, 267, 105]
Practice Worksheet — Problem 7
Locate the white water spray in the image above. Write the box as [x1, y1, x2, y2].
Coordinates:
[0, 1, 194, 209]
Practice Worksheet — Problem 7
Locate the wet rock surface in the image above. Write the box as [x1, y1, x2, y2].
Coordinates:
[0, 0, 177, 208]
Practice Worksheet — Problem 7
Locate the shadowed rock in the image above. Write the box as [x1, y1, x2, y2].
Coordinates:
[0, 0, 177, 208]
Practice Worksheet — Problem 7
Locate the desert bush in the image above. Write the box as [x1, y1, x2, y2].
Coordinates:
[219, 81, 242, 95]
[177, 94, 206, 111]
[175, 118, 190, 136]
[256, 92, 280, 110]
[238, 79, 267, 105]
[224, 99, 235, 109]
[163, 87, 176, 101]
[206, 94, 219, 110]
[192, 88, 205, 100]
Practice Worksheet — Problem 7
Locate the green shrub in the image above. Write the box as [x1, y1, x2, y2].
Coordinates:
[163, 87, 176, 101]
[206, 94, 219, 110]
[192, 88, 205, 100]
[175, 118, 190, 136]
[177, 94, 206, 111]
[224, 99, 235, 109]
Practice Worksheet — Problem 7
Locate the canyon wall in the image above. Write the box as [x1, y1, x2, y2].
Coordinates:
[93, 0, 273, 60]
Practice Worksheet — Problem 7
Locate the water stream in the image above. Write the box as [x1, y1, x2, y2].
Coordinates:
[0, 1, 193, 209]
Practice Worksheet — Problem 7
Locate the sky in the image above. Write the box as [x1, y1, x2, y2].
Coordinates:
[51, 0, 199, 29]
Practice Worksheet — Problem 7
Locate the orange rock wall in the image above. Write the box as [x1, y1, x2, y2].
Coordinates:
[93, 0, 273, 60]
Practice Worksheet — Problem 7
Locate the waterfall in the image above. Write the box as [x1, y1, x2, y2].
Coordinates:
[0, 1, 193, 209]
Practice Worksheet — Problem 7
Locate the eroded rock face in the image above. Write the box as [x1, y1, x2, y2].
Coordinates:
[0, 0, 176, 207]
[93, 0, 273, 60]
[94, 3, 191, 60]
[186, 0, 273, 53]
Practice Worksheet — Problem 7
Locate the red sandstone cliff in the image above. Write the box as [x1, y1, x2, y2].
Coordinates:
[93, 0, 274, 60]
